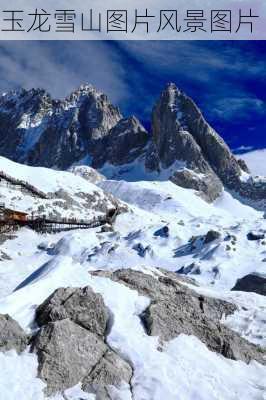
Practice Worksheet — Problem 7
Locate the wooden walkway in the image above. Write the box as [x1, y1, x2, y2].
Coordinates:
[0, 214, 110, 234]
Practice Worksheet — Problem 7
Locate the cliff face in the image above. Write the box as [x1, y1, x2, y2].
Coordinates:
[145, 83, 223, 202]
[145, 83, 266, 207]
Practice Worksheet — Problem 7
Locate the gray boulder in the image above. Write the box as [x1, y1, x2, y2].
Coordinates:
[0, 314, 28, 353]
[92, 269, 266, 365]
[82, 350, 133, 394]
[132, 243, 153, 258]
[204, 230, 221, 244]
[35, 286, 109, 337]
[154, 226, 169, 238]
[141, 300, 264, 364]
[247, 232, 265, 241]
[177, 262, 201, 275]
[32, 319, 107, 395]
[232, 273, 266, 296]
[33, 288, 133, 396]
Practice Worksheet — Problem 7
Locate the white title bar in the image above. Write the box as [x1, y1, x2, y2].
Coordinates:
[0, 0, 264, 40]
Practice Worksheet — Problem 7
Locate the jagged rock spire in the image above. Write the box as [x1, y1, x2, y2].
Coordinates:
[146, 83, 266, 208]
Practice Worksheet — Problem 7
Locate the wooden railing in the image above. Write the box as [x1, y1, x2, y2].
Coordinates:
[0, 170, 49, 199]
[0, 213, 110, 234]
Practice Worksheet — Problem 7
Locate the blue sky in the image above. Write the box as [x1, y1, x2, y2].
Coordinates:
[0, 41, 265, 151]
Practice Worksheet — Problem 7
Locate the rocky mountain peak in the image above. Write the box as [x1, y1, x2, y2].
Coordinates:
[0, 87, 52, 113]
[0, 83, 146, 170]
[145, 83, 223, 202]
[65, 84, 107, 106]
[146, 84, 266, 208]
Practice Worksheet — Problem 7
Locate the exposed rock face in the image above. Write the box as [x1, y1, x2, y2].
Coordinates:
[247, 232, 265, 241]
[0, 89, 52, 163]
[237, 158, 250, 173]
[92, 269, 266, 365]
[35, 286, 109, 337]
[0, 85, 147, 170]
[170, 168, 222, 202]
[0, 314, 28, 353]
[145, 83, 223, 202]
[33, 319, 107, 395]
[146, 83, 266, 207]
[32, 287, 133, 396]
[68, 165, 106, 184]
[204, 230, 221, 244]
[82, 350, 133, 394]
[232, 273, 266, 296]
[91, 116, 149, 168]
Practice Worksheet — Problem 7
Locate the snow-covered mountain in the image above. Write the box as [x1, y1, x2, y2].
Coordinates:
[0, 85, 148, 170]
[1, 83, 266, 209]
[0, 83, 265, 400]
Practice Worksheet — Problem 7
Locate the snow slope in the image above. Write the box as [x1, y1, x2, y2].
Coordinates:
[240, 149, 266, 176]
[0, 156, 117, 220]
[99, 180, 265, 289]
[0, 156, 105, 196]
[0, 160, 265, 400]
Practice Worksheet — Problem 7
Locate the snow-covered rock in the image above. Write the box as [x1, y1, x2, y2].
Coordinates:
[68, 165, 105, 184]
[232, 273, 266, 296]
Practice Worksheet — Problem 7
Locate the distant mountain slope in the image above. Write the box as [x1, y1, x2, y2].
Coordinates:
[240, 150, 266, 176]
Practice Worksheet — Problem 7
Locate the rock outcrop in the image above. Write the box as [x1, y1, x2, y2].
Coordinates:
[232, 273, 266, 296]
[68, 165, 106, 184]
[32, 286, 132, 396]
[82, 350, 133, 395]
[33, 319, 107, 395]
[35, 286, 109, 337]
[92, 269, 266, 365]
[247, 232, 265, 241]
[0, 314, 28, 353]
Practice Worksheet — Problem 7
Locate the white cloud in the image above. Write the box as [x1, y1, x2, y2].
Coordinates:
[0, 42, 129, 102]
[212, 97, 265, 120]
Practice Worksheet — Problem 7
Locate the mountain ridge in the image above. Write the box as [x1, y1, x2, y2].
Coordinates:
[0, 82, 266, 209]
